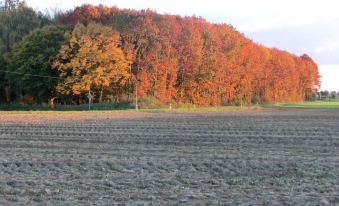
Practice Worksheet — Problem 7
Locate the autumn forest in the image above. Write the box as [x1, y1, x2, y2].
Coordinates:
[0, 2, 320, 107]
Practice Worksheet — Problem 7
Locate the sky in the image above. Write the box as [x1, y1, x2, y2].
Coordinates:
[25, 0, 339, 91]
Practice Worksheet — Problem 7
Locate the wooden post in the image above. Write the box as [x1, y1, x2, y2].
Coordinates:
[50, 97, 55, 110]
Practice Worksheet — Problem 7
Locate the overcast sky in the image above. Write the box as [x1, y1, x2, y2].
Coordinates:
[25, 0, 339, 91]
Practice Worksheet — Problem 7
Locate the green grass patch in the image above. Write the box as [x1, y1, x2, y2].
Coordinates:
[0, 101, 134, 111]
[140, 105, 260, 113]
[3, 100, 339, 113]
[263, 99, 339, 109]
[0, 103, 261, 113]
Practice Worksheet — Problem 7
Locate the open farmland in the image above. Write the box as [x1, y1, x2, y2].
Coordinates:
[0, 109, 338, 205]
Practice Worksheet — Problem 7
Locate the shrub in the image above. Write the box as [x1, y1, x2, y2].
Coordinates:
[137, 96, 164, 109]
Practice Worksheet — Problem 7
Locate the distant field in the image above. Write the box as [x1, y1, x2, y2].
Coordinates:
[264, 100, 339, 109]
[0, 109, 338, 205]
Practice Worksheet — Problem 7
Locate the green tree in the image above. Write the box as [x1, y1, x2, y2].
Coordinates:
[0, 2, 40, 54]
[7, 26, 68, 103]
[0, 1, 41, 102]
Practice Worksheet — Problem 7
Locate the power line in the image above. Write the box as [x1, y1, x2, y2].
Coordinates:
[0, 69, 60, 79]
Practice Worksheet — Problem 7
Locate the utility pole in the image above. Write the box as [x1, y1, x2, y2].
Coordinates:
[135, 49, 141, 111]
[135, 81, 138, 111]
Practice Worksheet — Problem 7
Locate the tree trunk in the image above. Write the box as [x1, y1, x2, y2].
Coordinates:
[5, 85, 10, 103]
[135, 54, 141, 111]
[99, 88, 103, 103]
[88, 90, 92, 110]
[135, 81, 138, 110]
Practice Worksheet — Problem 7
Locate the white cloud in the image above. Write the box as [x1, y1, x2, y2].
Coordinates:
[319, 65, 339, 91]
[25, 0, 339, 28]
[315, 42, 339, 53]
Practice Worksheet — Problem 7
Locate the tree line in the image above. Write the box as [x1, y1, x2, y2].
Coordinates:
[316, 91, 339, 100]
[0, 2, 320, 107]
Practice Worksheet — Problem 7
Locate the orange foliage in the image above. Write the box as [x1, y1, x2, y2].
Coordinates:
[56, 4, 320, 105]
[53, 23, 130, 102]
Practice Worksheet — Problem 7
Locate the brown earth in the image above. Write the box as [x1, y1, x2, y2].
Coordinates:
[0, 109, 338, 205]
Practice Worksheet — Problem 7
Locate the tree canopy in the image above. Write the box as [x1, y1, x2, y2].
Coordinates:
[7, 25, 68, 103]
[0, 3, 321, 107]
[53, 23, 130, 103]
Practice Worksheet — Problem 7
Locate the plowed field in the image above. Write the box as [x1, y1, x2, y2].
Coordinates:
[0, 109, 338, 205]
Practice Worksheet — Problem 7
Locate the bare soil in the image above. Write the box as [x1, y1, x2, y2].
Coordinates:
[0, 109, 338, 205]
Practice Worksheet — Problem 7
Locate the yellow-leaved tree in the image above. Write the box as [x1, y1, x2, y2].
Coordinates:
[53, 23, 130, 103]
